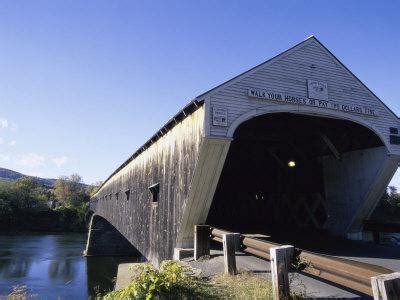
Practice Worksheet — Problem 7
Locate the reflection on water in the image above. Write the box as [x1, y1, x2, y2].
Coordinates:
[0, 234, 143, 299]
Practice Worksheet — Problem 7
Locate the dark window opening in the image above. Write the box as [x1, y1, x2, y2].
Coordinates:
[115, 192, 119, 201]
[149, 183, 160, 204]
[125, 190, 130, 201]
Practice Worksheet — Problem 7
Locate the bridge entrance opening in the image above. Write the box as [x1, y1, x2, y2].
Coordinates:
[206, 113, 384, 238]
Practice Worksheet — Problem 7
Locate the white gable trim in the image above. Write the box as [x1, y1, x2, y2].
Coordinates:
[312, 37, 399, 120]
[198, 36, 398, 120]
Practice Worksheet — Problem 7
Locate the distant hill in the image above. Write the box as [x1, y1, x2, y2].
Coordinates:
[0, 167, 57, 186]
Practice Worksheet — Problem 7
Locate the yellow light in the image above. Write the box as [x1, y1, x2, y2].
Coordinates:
[288, 161, 296, 167]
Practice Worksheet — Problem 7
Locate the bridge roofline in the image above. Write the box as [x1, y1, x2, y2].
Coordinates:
[95, 98, 204, 195]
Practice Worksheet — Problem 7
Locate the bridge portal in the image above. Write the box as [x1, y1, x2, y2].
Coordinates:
[89, 36, 400, 265]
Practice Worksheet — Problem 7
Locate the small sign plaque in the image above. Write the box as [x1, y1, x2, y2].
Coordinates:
[212, 106, 228, 126]
[308, 80, 328, 101]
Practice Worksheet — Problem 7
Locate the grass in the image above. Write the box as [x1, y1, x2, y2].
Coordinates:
[209, 271, 273, 299]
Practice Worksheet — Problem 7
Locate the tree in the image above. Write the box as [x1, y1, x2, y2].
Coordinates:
[86, 181, 103, 196]
[54, 174, 86, 207]
[13, 176, 40, 210]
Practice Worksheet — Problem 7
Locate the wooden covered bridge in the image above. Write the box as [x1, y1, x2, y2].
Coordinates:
[86, 36, 400, 265]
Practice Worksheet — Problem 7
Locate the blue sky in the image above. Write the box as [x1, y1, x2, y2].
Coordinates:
[0, 1, 399, 185]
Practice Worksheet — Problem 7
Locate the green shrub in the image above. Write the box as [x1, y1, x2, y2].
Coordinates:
[103, 261, 219, 300]
[290, 248, 311, 272]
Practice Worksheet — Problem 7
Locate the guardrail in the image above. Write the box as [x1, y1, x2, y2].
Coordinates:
[209, 227, 393, 296]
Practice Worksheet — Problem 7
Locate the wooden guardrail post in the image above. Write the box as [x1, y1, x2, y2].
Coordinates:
[194, 225, 210, 260]
[270, 245, 294, 300]
[223, 233, 240, 275]
[371, 272, 400, 300]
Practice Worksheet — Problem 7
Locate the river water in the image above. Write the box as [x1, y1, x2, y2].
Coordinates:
[0, 233, 141, 299]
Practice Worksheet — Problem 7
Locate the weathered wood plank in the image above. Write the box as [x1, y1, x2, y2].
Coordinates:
[270, 245, 294, 300]
[371, 272, 400, 300]
[222, 233, 240, 275]
[194, 225, 210, 260]
[91, 105, 205, 265]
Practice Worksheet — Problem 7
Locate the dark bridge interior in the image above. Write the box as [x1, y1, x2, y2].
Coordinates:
[206, 113, 383, 235]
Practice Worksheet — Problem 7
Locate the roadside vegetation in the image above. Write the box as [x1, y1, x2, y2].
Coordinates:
[0, 174, 101, 232]
[370, 186, 400, 223]
[101, 260, 305, 300]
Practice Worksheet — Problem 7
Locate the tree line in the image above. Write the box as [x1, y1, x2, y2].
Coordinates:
[0, 174, 101, 232]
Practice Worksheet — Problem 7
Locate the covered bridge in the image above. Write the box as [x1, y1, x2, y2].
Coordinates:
[86, 36, 400, 265]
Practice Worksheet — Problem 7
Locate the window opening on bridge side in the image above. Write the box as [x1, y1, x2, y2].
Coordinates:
[149, 183, 160, 204]
[125, 190, 130, 201]
[115, 192, 119, 201]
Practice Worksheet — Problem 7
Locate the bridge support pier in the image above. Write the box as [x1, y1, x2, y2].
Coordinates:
[84, 214, 140, 257]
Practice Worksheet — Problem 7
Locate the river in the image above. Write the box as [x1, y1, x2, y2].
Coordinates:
[0, 233, 142, 299]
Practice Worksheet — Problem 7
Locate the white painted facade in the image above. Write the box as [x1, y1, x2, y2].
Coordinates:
[203, 37, 399, 150]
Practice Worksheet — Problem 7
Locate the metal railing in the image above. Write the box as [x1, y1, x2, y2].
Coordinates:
[210, 227, 393, 296]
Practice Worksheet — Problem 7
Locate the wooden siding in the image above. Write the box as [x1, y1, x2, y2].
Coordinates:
[207, 38, 400, 155]
[92, 105, 205, 264]
[176, 137, 231, 247]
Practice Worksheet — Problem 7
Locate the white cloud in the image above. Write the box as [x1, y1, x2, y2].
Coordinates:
[15, 153, 45, 167]
[0, 137, 3, 144]
[51, 156, 68, 167]
[8, 140, 16, 146]
[0, 119, 9, 129]
[0, 118, 17, 131]
[0, 153, 10, 162]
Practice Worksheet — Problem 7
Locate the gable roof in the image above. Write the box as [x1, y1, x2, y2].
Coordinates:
[197, 35, 398, 120]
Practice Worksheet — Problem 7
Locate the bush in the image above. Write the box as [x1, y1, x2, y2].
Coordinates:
[55, 203, 89, 232]
[103, 261, 220, 300]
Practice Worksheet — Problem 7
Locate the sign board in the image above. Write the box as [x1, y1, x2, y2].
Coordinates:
[247, 88, 377, 117]
[212, 106, 228, 126]
[307, 80, 328, 101]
